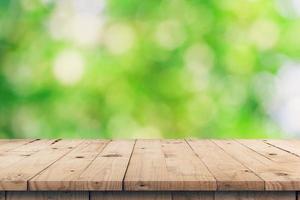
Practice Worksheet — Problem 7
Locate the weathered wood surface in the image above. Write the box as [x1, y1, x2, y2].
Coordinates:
[29, 140, 109, 190]
[214, 192, 295, 200]
[91, 192, 171, 200]
[187, 140, 264, 190]
[2, 192, 298, 200]
[0, 139, 300, 191]
[6, 192, 88, 200]
[124, 140, 216, 191]
[172, 192, 214, 200]
[264, 140, 300, 157]
[0, 139, 35, 152]
[0, 140, 82, 190]
[76, 140, 135, 191]
[214, 140, 300, 190]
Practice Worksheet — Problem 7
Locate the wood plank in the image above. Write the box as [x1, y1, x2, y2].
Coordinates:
[6, 192, 88, 200]
[76, 140, 135, 191]
[187, 140, 264, 190]
[0, 140, 82, 191]
[264, 140, 300, 157]
[238, 140, 300, 163]
[91, 192, 171, 200]
[0, 140, 11, 145]
[11, 139, 57, 153]
[0, 139, 300, 193]
[213, 140, 300, 191]
[0, 140, 59, 178]
[172, 192, 214, 200]
[0, 139, 35, 152]
[124, 140, 216, 191]
[0, 139, 55, 176]
[29, 140, 109, 190]
[215, 192, 296, 200]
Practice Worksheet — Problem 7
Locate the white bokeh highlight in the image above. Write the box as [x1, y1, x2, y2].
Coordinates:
[276, 0, 300, 18]
[48, 0, 106, 47]
[183, 43, 214, 91]
[53, 50, 85, 86]
[249, 19, 279, 50]
[269, 62, 300, 136]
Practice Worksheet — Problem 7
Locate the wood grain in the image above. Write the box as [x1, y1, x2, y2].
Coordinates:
[77, 140, 135, 191]
[238, 140, 300, 163]
[0, 139, 35, 152]
[264, 140, 300, 157]
[0, 139, 300, 192]
[0, 140, 52, 173]
[0, 140, 63, 191]
[172, 192, 214, 200]
[0, 140, 82, 190]
[214, 140, 300, 191]
[215, 192, 295, 200]
[29, 140, 108, 190]
[11, 140, 56, 153]
[6, 192, 88, 200]
[91, 192, 171, 200]
[124, 140, 216, 191]
[187, 140, 264, 190]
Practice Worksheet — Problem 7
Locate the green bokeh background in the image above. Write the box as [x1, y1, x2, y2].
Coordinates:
[1, 0, 300, 138]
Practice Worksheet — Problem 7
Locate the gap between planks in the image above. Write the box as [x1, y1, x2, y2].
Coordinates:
[122, 139, 136, 191]
[25, 140, 85, 191]
[1, 140, 300, 192]
[187, 139, 265, 191]
[263, 140, 300, 158]
[123, 139, 217, 191]
[29, 140, 135, 191]
[0, 139, 84, 190]
[28, 140, 111, 190]
[214, 140, 300, 191]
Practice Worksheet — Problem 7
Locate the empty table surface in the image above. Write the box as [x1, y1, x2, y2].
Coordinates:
[0, 139, 300, 191]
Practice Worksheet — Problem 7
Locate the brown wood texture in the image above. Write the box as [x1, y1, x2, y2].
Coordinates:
[124, 140, 216, 191]
[172, 192, 214, 200]
[187, 140, 264, 190]
[0, 139, 35, 152]
[76, 140, 135, 190]
[0, 140, 82, 190]
[10, 140, 55, 153]
[237, 140, 300, 163]
[213, 140, 300, 190]
[6, 192, 88, 200]
[29, 140, 108, 190]
[1, 139, 300, 191]
[214, 192, 295, 200]
[3, 192, 298, 200]
[91, 192, 171, 200]
[264, 140, 300, 157]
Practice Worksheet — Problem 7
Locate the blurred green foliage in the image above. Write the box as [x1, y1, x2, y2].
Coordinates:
[0, 0, 300, 138]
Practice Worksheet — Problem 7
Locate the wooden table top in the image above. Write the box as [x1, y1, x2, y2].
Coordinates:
[0, 139, 299, 191]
